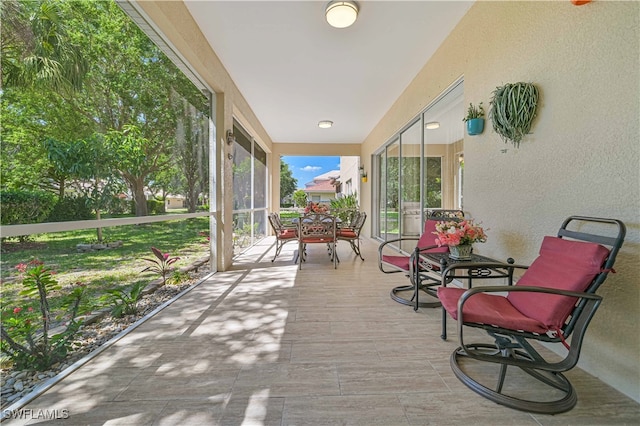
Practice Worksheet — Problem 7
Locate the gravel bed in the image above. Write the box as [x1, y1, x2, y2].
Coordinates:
[1, 271, 207, 408]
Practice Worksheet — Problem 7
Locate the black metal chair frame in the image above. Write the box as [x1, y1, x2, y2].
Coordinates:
[268, 213, 298, 262]
[337, 211, 367, 261]
[378, 209, 464, 310]
[441, 216, 626, 414]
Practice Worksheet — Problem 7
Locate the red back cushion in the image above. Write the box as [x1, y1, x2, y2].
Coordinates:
[417, 220, 449, 253]
[508, 236, 610, 329]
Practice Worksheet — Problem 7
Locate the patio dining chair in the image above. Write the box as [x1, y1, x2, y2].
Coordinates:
[337, 211, 367, 260]
[437, 215, 626, 414]
[268, 213, 298, 262]
[297, 212, 337, 270]
[378, 209, 463, 310]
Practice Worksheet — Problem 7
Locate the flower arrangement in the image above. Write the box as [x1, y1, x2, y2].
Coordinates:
[433, 219, 487, 247]
[304, 202, 329, 214]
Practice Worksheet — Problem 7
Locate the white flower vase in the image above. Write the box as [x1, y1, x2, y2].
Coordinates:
[450, 244, 472, 260]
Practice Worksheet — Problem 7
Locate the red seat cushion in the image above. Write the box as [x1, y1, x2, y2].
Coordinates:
[300, 237, 334, 243]
[279, 230, 297, 240]
[380, 220, 450, 273]
[338, 230, 357, 238]
[508, 236, 609, 330]
[438, 236, 610, 334]
[438, 287, 550, 334]
[381, 255, 410, 271]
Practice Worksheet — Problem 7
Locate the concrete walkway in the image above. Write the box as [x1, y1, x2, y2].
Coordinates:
[3, 237, 639, 425]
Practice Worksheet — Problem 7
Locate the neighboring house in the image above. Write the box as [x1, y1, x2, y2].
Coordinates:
[165, 194, 186, 210]
[304, 170, 340, 203]
[339, 156, 360, 200]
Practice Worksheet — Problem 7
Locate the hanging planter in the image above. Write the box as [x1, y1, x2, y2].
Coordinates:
[489, 82, 539, 147]
[463, 102, 485, 136]
[466, 118, 485, 136]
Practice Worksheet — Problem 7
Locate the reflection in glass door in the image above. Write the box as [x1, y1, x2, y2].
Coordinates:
[383, 139, 400, 243]
[400, 119, 422, 245]
[423, 81, 464, 215]
[374, 79, 464, 251]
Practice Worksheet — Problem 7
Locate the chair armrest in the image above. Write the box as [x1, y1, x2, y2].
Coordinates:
[458, 285, 602, 309]
[456, 285, 603, 371]
[377, 237, 420, 274]
[377, 237, 419, 257]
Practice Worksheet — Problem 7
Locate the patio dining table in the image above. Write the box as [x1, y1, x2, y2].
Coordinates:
[295, 213, 340, 269]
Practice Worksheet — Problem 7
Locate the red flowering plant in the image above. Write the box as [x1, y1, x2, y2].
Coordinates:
[0, 260, 86, 370]
[141, 247, 180, 286]
[433, 219, 488, 247]
[304, 202, 329, 214]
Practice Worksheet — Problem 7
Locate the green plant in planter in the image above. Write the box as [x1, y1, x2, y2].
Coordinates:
[489, 82, 539, 147]
[463, 102, 485, 122]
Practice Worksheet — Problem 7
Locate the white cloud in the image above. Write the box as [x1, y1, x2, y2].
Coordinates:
[301, 166, 322, 172]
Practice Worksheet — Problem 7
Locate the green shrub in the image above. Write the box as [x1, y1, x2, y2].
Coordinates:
[47, 196, 93, 222]
[101, 281, 147, 318]
[167, 270, 190, 285]
[0, 190, 56, 226]
[106, 197, 130, 215]
[331, 193, 359, 223]
[130, 199, 165, 215]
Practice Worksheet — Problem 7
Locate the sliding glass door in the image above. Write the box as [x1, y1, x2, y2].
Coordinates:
[374, 79, 464, 250]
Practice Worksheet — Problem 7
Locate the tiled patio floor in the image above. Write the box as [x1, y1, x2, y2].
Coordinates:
[4, 237, 639, 425]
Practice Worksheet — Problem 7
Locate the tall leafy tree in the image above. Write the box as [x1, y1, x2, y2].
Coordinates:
[280, 159, 297, 205]
[174, 96, 209, 213]
[69, 134, 124, 241]
[2, 0, 209, 220]
[105, 125, 170, 217]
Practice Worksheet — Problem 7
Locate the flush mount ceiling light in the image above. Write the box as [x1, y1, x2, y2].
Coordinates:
[425, 121, 441, 130]
[318, 120, 333, 128]
[325, 1, 359, 28]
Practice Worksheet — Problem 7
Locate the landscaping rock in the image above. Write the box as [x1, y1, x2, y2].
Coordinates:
[0, 264, 209, 408]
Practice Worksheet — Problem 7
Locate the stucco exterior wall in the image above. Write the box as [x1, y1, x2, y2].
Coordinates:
[361, 1, 639, 401]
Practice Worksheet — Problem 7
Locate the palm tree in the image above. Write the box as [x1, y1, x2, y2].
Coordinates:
[1, 0, 88, 91]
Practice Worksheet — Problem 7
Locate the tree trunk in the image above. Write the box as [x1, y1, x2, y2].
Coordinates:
[58, 178, 65, 200]
[96, 209, 103, 243]
[130, 178, 148, 216]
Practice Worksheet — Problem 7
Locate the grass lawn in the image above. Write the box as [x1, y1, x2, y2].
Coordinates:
[1, 217, 211, 316]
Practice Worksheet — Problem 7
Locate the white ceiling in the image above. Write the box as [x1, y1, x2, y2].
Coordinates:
[184, 1, 473, 144]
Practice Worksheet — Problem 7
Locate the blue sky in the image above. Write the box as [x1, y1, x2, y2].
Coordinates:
[281, 156, 340, 189]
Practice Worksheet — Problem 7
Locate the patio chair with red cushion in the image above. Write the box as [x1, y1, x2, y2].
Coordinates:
[378, 209, 463, 310]
[268, 213, 298, 262]
[297, 212, 337, 270]
[337, 211, 367, 260]
[437, 215, 625, 414]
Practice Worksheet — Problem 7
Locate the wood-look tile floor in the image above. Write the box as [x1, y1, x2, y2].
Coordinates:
[6, 237, 639, 425]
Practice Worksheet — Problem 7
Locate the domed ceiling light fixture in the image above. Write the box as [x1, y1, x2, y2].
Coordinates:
[325, 1, 359, 28]
[318, 120, 333, 128]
